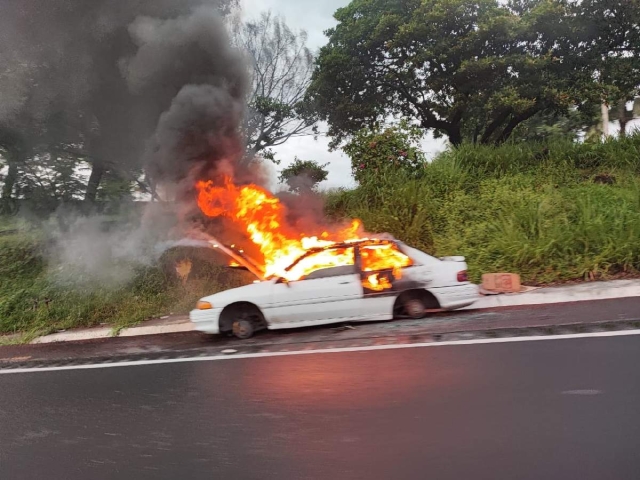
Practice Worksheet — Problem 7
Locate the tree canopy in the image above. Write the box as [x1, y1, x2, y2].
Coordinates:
[278, 158, 329, 192]
[308, 0, 639, 147]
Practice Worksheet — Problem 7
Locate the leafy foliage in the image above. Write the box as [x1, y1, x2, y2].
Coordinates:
[308, 0, 635, 147]
[342, 121, 426, 184]
[278, 158, 329, 193]
[326, 133, 640, 284]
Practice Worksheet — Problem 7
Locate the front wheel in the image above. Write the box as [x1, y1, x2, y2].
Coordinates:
[232, 319, 255, 339]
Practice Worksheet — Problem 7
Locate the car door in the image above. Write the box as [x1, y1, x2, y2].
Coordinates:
[356, 242, 413, 319]
[267, 248, 363, 327]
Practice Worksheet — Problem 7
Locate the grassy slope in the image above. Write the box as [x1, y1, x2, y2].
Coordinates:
[0, 220, 252, 337]
[2, 135, 640, 337]
[325, 135, 640, 284]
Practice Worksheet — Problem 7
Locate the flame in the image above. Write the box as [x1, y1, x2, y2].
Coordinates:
[196, 176, 412, 281]
[362, 273, 392, 291]
[196, 177, 361, 279]
[360, 243, 412, 272]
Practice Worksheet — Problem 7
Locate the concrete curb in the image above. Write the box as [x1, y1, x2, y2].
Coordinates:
[463, 279, 640, 310]
[23, 278, 640, 345]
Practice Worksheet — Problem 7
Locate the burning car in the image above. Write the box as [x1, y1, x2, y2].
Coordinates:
[190, 238, 478, 339]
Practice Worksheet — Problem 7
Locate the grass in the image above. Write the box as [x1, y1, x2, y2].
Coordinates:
[0, 223, 254, 339]
[2, 134, 640, 339]
[325, 134, 640, 284]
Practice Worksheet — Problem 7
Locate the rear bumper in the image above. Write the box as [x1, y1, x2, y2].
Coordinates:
[429, 283, 479, 310]
[189, 308, 223, 334]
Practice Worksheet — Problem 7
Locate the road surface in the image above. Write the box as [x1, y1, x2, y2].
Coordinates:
[2, 297, 640, 367]
[1, 333, 639, 479]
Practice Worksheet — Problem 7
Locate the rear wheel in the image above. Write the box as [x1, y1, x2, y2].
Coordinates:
[404, 298, 427, 319]
[393, 290, 439, 319]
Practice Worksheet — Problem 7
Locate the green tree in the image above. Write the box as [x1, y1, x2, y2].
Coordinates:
[343, 121, 425, 184]
[511, 107, 600, 143]
[307, 0, 616, 147]
[278, 158, 329, 193]
[573, 0, 640, 139]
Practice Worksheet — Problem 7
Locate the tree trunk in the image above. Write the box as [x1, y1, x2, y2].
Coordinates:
[601, 103, 609, 137]
[618, 101, 629, 138]
[1, 160, 18, 200]
[480, 109, 511, 144]
[495, 108, 539, 145]
[85, 161, 105, 202]
[448, 125, 463, 147]
[472, 124, 481, 145]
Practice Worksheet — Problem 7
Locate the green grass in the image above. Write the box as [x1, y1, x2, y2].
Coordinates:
[2, 134, 640, 339]
[326, 134, 640, 284]
[0, 225, 253, 339]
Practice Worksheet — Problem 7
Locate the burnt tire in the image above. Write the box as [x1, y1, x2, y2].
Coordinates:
[232, 319, 255, 339]
[404, 298, 427, 319]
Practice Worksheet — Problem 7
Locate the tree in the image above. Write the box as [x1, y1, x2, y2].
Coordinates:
[609, 97, 640, 138]
[571, 0, 640, 138]
[343, 121, 425, 184]
[231, 12, 319, 163]
[278, 158, 329, 193]
[511, 107, 600, 143]
[307, 0, 618, 148]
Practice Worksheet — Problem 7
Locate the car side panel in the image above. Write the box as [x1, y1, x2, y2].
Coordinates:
[264, 273, 363, 325]
[429, 284, 479, 310]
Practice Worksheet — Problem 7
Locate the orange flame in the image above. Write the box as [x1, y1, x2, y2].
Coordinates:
[362, 273, 392, 291]
[360, 243, 412, 272]
[196, 177, 361, 279]
[196, 177, 413, 281]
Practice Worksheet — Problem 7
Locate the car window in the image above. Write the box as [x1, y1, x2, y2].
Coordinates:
[360, 242, 413, 272]
[303, 265, 357, 280]
[286, 247, 355, 281]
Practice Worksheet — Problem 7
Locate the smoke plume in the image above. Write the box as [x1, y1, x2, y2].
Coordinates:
[0, 0, 249, 191]
[0, 0, 262, 286]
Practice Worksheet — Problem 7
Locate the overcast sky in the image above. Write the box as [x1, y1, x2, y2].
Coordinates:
[240, 0, 447, 190]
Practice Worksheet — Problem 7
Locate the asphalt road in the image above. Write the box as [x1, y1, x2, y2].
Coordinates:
[1, 334, 639, 480]
[3, 297, 640, 367]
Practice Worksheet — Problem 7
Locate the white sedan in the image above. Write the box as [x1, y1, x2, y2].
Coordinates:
[190, 239, 479, 339]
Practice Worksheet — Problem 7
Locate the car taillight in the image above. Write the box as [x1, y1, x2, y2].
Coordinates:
[457, 270, 468, 282]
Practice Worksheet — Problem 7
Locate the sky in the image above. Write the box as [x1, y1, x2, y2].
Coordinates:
[240, 0, 448, 190]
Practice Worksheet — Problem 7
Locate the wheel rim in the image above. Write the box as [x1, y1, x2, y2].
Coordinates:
[405, 299, 425, 318]
[233, 321, 250, 337]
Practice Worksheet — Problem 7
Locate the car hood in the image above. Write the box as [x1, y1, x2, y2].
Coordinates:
[201, 280, 272, 305]
[162, 237, 266, 280]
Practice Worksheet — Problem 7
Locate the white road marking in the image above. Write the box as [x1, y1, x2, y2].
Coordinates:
[3, 329, 640, 375]
[561, 390, 603, 395]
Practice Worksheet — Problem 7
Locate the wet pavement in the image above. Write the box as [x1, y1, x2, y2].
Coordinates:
[1, 334, 639, 479]
[1, 297, 640, 369]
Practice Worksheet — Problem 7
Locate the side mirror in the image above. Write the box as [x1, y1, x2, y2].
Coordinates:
[276, 277, 291, 287]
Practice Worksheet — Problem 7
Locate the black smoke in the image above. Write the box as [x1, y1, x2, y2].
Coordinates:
[0, 0, 251, 202]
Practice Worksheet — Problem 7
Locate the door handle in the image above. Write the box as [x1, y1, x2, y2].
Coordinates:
[339, 281, 351, 284]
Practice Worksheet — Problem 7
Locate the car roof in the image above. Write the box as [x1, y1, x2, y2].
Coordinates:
[284, 238, 399, 273]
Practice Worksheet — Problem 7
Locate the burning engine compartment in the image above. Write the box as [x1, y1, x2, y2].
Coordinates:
[191, 176, 413, 283]
[113, 4, 413, 285]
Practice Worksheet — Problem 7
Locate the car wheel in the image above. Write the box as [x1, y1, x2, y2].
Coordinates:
[404, 298, 426, 319]
[232, 319, 255, 339]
